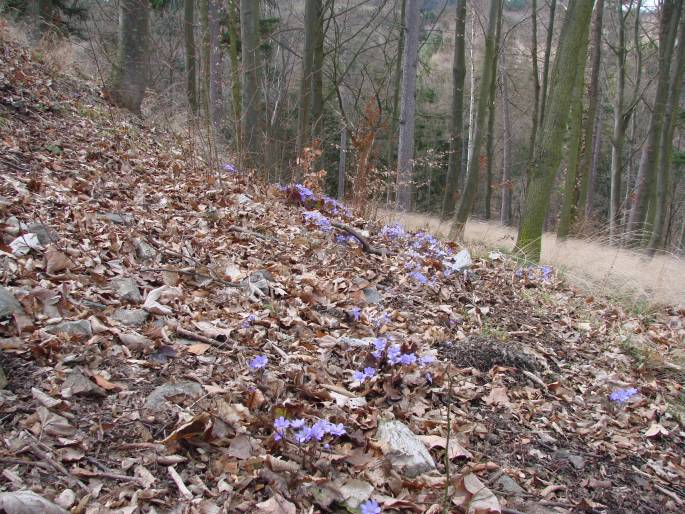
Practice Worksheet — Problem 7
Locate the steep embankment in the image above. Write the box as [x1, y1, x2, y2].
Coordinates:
[378, 211, 685, 308]
[1, 32, 684, 513]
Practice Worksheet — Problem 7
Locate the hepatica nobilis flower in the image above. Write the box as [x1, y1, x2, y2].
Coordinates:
[249, 355, 268, 370]
[610, 387, 639, 403]
[241, 314, 256, 328]
[349, 306, 362, 322]
[360, 499, 382, 514]
[221, 162, 238, 174]
[380, 223, 407, 240]
[353, 367, 377, 383]
[409, 271, 430, 285]
[273, 417, 346, 443]
[303, 210, 333, 232]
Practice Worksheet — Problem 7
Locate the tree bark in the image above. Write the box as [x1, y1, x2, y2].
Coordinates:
[514, 0, 593, 262]
[442, 0, 467, 218]
[311, 0, 325, 139]
[528, 0, 540, 165]
[500, 52, 512, 226]
[184, 0, 198, 116]
[585, 106, 602, 219]
[483, 2, 502, 220]
[396, 0, 420, 211]
[200, 0, 210, 124]
[647, 6, 685, 254]
[296, 0, 321, 154]
[449, 0, 502, 238]
[208, 0, 223, 141]
[538, 0, 557, 131]
[227, 0, 241, 149]
[240, 0, 263, 166]
[384, 0, 406, 187]
[626, 0, 681, 244]
[338, 125, 347, 200]
[106, 0, 150, 114]
[575, 0, 604, 225]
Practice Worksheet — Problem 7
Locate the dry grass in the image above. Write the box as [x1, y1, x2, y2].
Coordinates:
[376, 210, 685, 308]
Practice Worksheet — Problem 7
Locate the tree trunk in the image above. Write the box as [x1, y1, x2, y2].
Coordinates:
[384, 0, 406, 189]
[442, 0, 467, 218]
[184, 0, 198, 116]
[500, 52, 512, 226]
[338, 125, 347, 200]
[575, 0, 604, 225]
[208, 0, 223, 141]
[296, 0, 320, 155]
[483, 3, 502, 220]
[240, 0, 262, 166]
[227, 0, 241, 149]
[514, 0, 593, 262]
[626, 0, 681, 244]
[647, 7, 685, 254]
[106, 0, 150, 114]
[538, 0, 557, 130]
[311, 0, 325, 139]
[448, 0, 502, 238]
[396, 0, 420, 211]
[199, 0, 210, 125]
[557, 53, 587, 240]
[528, 0, 540, 165]
[585, 107, 602, 219]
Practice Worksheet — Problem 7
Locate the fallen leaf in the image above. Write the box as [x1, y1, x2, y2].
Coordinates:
[255, 494, 297, 514]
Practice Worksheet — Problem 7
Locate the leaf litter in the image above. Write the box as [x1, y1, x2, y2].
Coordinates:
[1, 31, 685, 514]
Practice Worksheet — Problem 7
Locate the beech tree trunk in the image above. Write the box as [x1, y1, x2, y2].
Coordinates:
[240, 0, 263, 166]
[442, 0, 467, 218]
[227, 0, 241, 148]
[296, 0, 321, 154]
[384, 0, 405, 184]
[515, 0, 593, 261]
[184, 0, 198, 116]
[484, 4, 502, 220]
[106, 0, 150, 114]
[396, 0, 420, 211]
[449, 0, 502, 238]
[500, 52, 512, 226]
[208, 0, 223, 140]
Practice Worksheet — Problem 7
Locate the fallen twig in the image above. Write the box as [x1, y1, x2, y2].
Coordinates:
[27, 442, 89, 492]
[228, 225, 275, 241]
[0, 456, 52, 471]
[174, 325, 232, 348]
[72, 466, 145, 486]
[168, 465, 193, 499]
[330, 221, 393, 256]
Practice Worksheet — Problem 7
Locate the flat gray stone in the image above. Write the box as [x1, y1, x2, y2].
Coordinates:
[493, 475, 525, 495]
[0, 286, 24, 318]
[376, 420, 436, 477]
[338, 336, 373, 348]
[47, 320, 92, 337]
[110, 277, 142, 303]
[100, 212, 134, 225]
[27, 223, 57, 245]
[112, 309, 149, 326]
[144, 381, 204, 411]
[445, 249, 473, 272]
[362, 287, 383, 305]
[134, 239, 157, 260]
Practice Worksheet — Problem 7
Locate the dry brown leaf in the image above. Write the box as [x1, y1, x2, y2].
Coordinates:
[187, 343, 211, 355]
[45, 248, 71, 274]
[255, 494, 297, 514]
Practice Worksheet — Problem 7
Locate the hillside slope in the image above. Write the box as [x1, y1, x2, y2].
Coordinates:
[1, 31, 684, 514]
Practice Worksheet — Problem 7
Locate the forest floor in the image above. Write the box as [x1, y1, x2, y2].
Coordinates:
[1, 30, 685, 514]
[377, 212, 685, 309]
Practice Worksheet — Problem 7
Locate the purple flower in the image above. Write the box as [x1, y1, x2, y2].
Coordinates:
[353, 370, 367, 382]
[399, 353, 417, 366]
[380, 224, 406, 239]
[327, 423, 346, 437]
[303, 210, 333, 232]
[373, 313, 391, 328]
[290, 418, 306, 429]
[295, 427, 313, 444]
[610, 387, 639, 403]
[274, 417, 290, 431]
[295, 184, 315, 202]
[409, 271, 429, 285]
[387, 345, 402, 365]
[350, 307, 362, 322]
[419, 354, 435, 365]
[373, 338, 387, 351]
[221, 162, 238, 174]
[249, 355, 268, 370]
[363, 367, 376, 378]
[310, 421, 327, 441]
[242, 314, 256, 328]
[425, 372, 433, 384]
[360, 499, 381, 514]
[540, 265, 553, 279]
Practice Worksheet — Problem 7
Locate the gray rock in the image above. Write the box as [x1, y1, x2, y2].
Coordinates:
[376, 420, 436, 477]
[100, 212, 134, 225]
[47, 320, 92, 337]
[553, 450, 585, 470]
[26, 223, 57, 245]
[0, 286, 24, 318]
[62, 370, 106, 397]
[144, 381, 204, 411]
[112, 309, 149, 327]
[445, 249, 473, 272]
[362, 287, 383, 305]
[134, 239, 157, 261]
[110, 277, 142, 303]
[338, 336, 373, 348]
[493, 475, 525, 495]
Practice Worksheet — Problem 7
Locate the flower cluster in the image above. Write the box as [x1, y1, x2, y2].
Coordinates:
[610, 387, 638, 403]
[323, 195, 352, 217]
[379, 224, 407, 239]
[353, 367, 377, 383]
[273, 417, 346, 443]
[303, 210, 333, 232]
[409, 270, 430, 285]
[371, 339, 435, 367]
[221, 162, 238, 174]
[336, 234, 358, 245]
[360, 499, 381, 514]
[372, 312, 391, 329]
[349, 307, 362, 322]
[241, 314, 256, 328]
[249, 355, 268, 370]
[515, 265, 553, 281]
